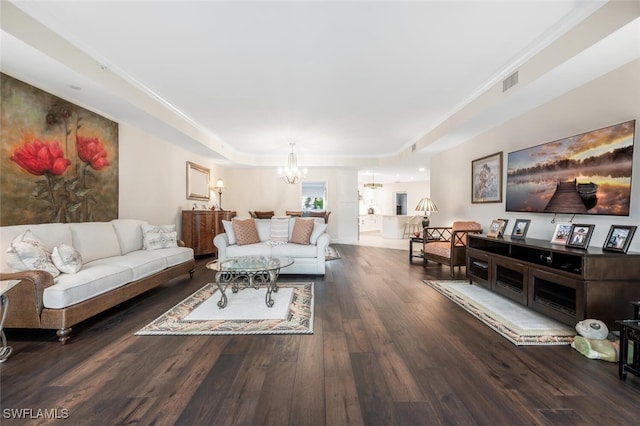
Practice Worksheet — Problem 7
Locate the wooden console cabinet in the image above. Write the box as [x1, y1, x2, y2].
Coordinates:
[467, 234, 640, 329]
[182, 210, 236, 256]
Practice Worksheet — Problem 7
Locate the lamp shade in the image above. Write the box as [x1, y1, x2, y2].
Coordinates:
[415, 197, 438, 213]
[214, 178, 225, 191]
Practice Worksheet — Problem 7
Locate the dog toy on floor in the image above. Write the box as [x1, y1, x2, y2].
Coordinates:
[571, 319, 619, 362]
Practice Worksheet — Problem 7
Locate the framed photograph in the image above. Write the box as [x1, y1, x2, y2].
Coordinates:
[487, 219, 506, 238]
[603, 225, 637, 253]
[565, 224, 594, 249]
[511, 219, 530, 239]
[472, 152, 503, 203]
[550, 222, 572, 244]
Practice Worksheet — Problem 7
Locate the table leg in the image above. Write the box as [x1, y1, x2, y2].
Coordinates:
[215, 271, 229, 309]
[264, 270, 278, 307]
[0, 295, 13, 363]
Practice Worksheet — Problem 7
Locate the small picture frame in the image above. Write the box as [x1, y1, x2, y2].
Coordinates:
[511, 219, 530, 239]
[487, 219, 507, 238]
[565, 224, 594, 249]
[550, 222, 572, 245]
[603, 225, 636, 253]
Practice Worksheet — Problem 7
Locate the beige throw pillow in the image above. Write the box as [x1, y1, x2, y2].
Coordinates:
[52, 244, 83, 274]
[290, 218, 314, 245]
[232, 218, 260, 246]
[142, 225, 178, 250]
[269, 218, 290, 243]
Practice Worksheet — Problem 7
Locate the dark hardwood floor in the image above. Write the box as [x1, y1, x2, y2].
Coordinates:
[2, 244, 639, 425]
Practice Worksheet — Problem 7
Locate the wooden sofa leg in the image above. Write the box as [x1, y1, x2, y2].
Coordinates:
[189, 269, 195, 279]
[57, 327, 72, 345]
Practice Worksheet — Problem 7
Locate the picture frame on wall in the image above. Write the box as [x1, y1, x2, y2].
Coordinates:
[565, 224, 594, 249]
[550, 222, 572, 244]
[487, 219, 507, 238]
[471, 152, 503, 204]
[511, 219, 530, 239]
[603, 225, 636, 253]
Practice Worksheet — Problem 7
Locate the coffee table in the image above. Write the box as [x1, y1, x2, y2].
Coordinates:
[206, 256, 294, 309]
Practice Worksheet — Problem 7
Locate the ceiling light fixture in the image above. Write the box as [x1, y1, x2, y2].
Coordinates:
[278, 143, 307, 184]
[364, 173, 383, 190]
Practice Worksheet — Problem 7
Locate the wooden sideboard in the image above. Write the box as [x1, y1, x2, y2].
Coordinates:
[182, 210, 236, 256]
[466, 234, 640, 329]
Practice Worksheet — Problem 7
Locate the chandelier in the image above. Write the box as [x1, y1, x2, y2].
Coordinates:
[364, 173, 383, 189]
[278, 143, 307, 184]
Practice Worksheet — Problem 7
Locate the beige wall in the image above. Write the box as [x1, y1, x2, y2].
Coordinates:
[430, 58, 640, 251]
[118, 123, 226, 237]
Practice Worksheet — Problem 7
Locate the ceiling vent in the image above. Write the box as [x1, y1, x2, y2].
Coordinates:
[502, 71, 519, 92]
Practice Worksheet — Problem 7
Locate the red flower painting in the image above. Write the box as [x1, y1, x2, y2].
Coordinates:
[2, 74, 118, 226]
[10, 139, 71, 176]
[76, 135, 109, 170]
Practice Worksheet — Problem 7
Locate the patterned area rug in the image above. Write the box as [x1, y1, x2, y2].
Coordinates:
[136, 282, 314, 336]
[325, 245, 341, 261]
[424, 280, 576, 346]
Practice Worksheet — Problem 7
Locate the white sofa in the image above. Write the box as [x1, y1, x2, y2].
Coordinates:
[214, 217, 330, 275]
[0, 219, 195, 344]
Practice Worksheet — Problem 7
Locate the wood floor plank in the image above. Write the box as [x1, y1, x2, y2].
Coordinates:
[2, 244, 640, 425]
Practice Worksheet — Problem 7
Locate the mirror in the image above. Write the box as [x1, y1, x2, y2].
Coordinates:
[186, 161, 210, 201]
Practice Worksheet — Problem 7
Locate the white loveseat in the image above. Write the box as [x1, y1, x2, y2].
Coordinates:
[214, 217, 330, 275]
[0, 219, 195, 344]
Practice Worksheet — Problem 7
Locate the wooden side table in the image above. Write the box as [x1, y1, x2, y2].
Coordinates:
[409, 237, 424, 263]
[616, 319, 640, 380]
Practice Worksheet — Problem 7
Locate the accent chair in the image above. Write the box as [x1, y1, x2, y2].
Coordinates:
[423, 221, 482, 277]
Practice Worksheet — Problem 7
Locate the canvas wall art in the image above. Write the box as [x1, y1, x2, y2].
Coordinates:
[506, 120, 635, 216]
[1, 73, 119, 226]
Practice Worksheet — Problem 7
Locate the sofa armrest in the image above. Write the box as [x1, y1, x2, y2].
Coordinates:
[214, 233, 230, 260]
[315, 233, 330, 253]
[0, 270, 55, 328]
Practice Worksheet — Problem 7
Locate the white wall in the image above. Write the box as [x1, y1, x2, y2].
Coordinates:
[118, 123, 226, 237]
[430, 59, 640, 251]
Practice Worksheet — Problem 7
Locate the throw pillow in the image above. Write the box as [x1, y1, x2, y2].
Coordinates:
[232, 218, 260, 246]
[142, 225, 178, 250]
[310, 221, 328, 245]
[52, 244, 83, 274]
[5, 229, 55, 273]
[143, 231, 178, 250]
[10, 240, 60, 277]
[222, 220, 236, 245]
[269, 218, 289, 243]
[290, 218, 315, 245]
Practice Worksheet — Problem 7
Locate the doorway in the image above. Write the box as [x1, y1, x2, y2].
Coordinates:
[395, 192, 407, 215]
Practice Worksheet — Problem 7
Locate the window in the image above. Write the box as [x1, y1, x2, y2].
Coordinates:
[302, 181, 326, 211]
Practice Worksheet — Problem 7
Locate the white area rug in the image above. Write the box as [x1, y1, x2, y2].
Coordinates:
[136, 282, 313, 335]
[425, 280, 576, 346]
[185, 287, 294, 321]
